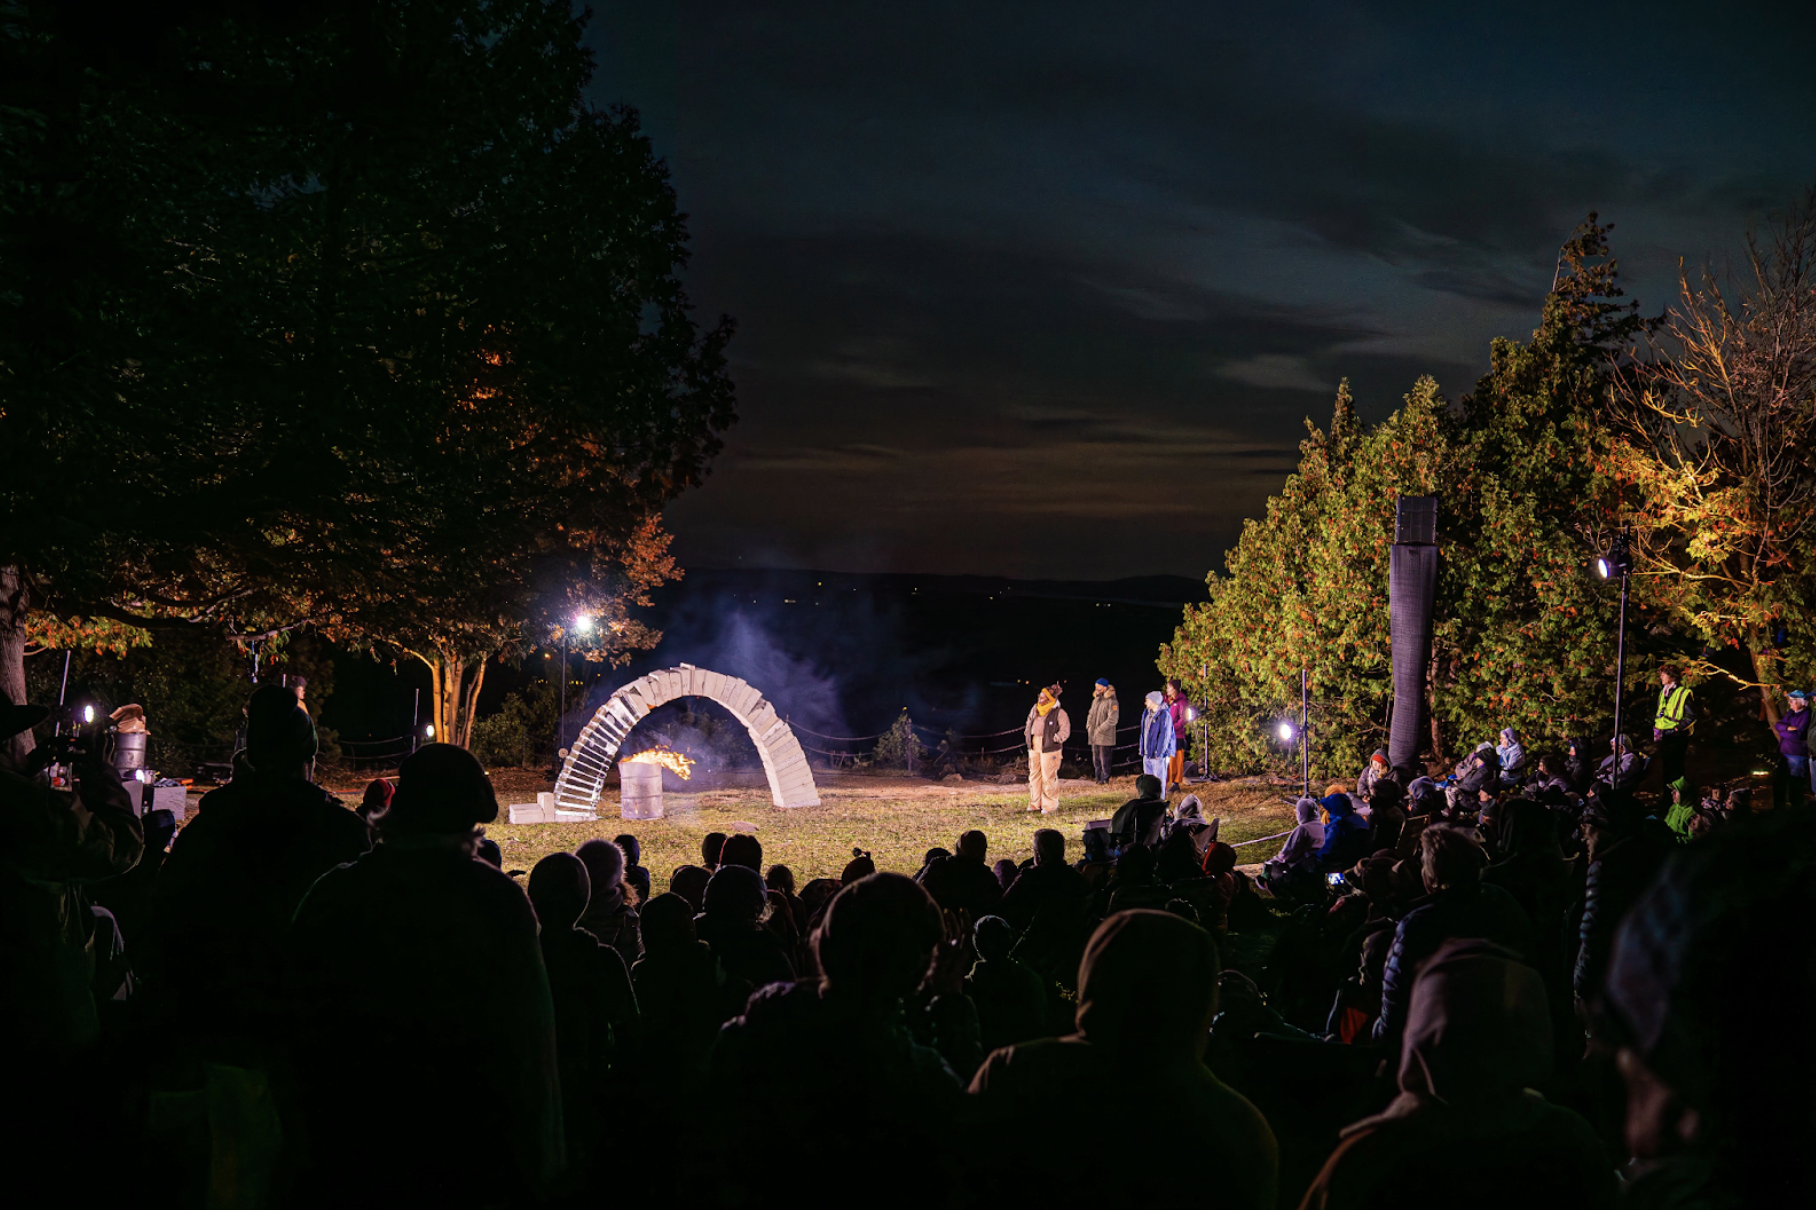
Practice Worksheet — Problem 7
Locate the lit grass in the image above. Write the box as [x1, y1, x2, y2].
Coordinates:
[460, 772, 1300, 883]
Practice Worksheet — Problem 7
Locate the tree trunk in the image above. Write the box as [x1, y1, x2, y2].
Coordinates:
[1425, 646, 1444, 762]
[457, 658, 486, 749]
[1753, 643, 1782, 726]
[0, 565, 31, 763]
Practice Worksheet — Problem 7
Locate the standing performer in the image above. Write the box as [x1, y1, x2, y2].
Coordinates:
[1653, 665, 1696, 788]
[1139, 691, 1175, 787]
[1164, 679, 1190, 793]
[1024, 684, 1070, 815]
[1086, 680, 1119, 784]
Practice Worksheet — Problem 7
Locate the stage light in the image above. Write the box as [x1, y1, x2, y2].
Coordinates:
[1276, 721, 1295, 743]
[83, 705, 94, 724]
[1596, 556, 1611, 580]
[424, 724, 435, 738]
[573, 614, 593, 635]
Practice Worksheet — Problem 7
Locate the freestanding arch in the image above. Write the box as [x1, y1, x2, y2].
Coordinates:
[553, 663, 822, 813]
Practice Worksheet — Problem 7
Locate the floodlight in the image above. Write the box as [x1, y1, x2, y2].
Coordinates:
[425, 724, 435, 738]
[83, 705, 95, 724]
[1276, 721, 1296, 743]
[573, 615, 594, 635]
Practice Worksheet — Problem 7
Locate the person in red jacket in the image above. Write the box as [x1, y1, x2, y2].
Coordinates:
[1163, 680, 1191, 793]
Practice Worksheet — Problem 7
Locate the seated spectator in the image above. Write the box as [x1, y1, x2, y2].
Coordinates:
[1104, 844, 1173, 915]
[1356, 749, 1391, 801]
[1602, 814, 1816, 1208]
[1662, 777, 1696, 843]
[1366, 779, 1407, 855]
[719, 832, 763, 872]
[1170, 793, 1220, 853]
[695, 864, 795, 991]
[1449, 744, 1501, 808]
[840, 848, 876, 884]
[1594, 735, 1642, 794]
[701, 831, 727, 870]
[1170, 841, 1239, 935]
[1000, 828, 1089, 933]
[992, 858, 1019, 892]
[970, 910, 1278, 1210]
[631, 893, 741, 1080]
[1303, 941, 1615, 1209]
[576, 839, 641, 969]
[527, 852, 640, 1174]
[1483, 799, 1569, 974]
[154, 682, 368, 1060]
[710, 874, 967, 1207]
[929, 829, 1002, 918]
[613, 832, 651, 904]
[1318, 791, 1372, 871]
[965, 915, 1046, 1055]
[1564, 736, 1596, 794]
[1373, 823, 1531, 1060]
[1109, 774, 1169, 848]
[1528, 755, 1574, 803]
[1496, 727, 1527, 786]
[284, 744, 561, 1206]
[669, 863, 711, 912]
[357, 777, 393, 827]
[1572, 795, 1668, 1008]
[1261, 797, 1326, 900]
[1156, 821, 1207, 883]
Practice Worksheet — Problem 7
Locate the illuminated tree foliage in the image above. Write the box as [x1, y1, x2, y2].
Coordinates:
[0, 2, 734, 753]
[1162, 219, 1647, 776]
[1610, 194, 1816, 722]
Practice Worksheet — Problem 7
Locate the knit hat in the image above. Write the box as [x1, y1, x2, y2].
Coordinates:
[1095, 678, 1110, 688]
[384, 743, 499, 833]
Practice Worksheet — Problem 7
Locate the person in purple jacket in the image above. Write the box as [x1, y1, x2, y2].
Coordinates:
[1773, 688, 1813, 807]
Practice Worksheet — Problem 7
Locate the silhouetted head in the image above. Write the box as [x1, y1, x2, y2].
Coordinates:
[840, 848, 876, 884]
[528, 852, 591, 929]
[475, 837, 502, 868]
[1400, 940, 1549, 1110]
[640, 892, 698, 954]
[720, 832, 763, 872]
[814, 872, 944, 1009]
[957, 830, 988, 862]
[973, 915, 1015, 963]
[612, 833, 641, 866]
[1201, 842, 1237, 878]
[1135, 774, 1163, 800]
[246, 682, 317, 776]
[702, 864, 769, 924]
[384, 744, 499, 835]
[1032, 828, 1065, 867]
[1116, 843, 1156, 884]
[575, 839, 626, 899]
[993, 858, 1018, 890]
[701, 832, 727, 868]
[1076, 910, 1220, 1061]
[669, 864, 712, 912]
[1420, 823, 1489, 893]
[765, 864, 796, 895]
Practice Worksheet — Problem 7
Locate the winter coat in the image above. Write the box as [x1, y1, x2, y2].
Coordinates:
[1594, 752, 1642, 793]
[1372, 883, 1532, 1057]
[1774, 706, 1812, 758]
[1572, 831, 1667, 999]
[1167, 695, 1191, 742]
[1356, 760, 1388, 801]
[1317, 794, 1372, 869]
[1455, 749, 1500, 798]
[1024, 705, 1071, 753]
[1268, 799, 1326, 870]
[1139, 706, 1176, 761]
[1563, 738, 1595, 794]
[1496, 729, 1527, 785]
[1085, 693, 1119, 746]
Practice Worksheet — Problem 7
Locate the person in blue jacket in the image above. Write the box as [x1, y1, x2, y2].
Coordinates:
[1138, 691, 1176, 785]
[1317, 789, 1371, 871]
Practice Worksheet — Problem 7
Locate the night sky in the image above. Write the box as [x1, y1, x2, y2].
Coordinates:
[587, 2, 1816, 581]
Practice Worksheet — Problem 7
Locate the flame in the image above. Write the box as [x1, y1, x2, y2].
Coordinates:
[622, 747, 695, 780]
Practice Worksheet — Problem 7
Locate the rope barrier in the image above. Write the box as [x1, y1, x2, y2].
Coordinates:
[1228, 828, 1293, 849]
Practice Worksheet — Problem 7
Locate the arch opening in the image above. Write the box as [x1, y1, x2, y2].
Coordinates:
[553, 663, 822, 814]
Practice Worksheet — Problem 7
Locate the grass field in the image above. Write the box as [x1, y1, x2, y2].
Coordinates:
[326, 769, 1302, 884]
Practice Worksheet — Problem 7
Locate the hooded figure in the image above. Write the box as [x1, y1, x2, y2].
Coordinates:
[1496, 728, 1527, 786]
[1595, 735, 1643, 793]
[1318, 792, 1372, 870]
[970, 911, 1278, 1210]
[1304, 941, 1614, 1209]
[1563, 736, 1595, 794]
[1268, 798, 1327, 872]
[1138, 690, 1176, 784]
[576, 839, 641, 969]
[1357, 749, 1391, 801]
[284, 745, 562, 1206]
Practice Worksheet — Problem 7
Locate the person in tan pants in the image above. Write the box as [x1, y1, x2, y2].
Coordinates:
[1024, 683, 1071, 814]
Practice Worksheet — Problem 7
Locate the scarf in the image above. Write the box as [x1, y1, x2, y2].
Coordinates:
[1036, 691, 1057, 717]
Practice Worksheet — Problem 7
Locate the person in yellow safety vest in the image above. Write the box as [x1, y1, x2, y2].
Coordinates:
[1653, 664, 1696, 786]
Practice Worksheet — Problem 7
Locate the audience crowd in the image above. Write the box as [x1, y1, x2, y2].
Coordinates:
[0, 680, 1809, 1209]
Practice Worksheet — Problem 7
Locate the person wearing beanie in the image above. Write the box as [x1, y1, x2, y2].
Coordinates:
[1356, 749, 1391, 802]
[1772, 688, 1813, 807]
[1139, 690, 1176, 786]
[284, 744, 561, 1206]
[1023, 683, 1071, 814]
[1086, 679, 1120, 784]
[357, 778, 393, 827]
[1163, 679, 1192, 793]
[695, 864, 795, 991]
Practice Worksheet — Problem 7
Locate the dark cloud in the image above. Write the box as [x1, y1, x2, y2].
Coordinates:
[586, 0, 1816, 578]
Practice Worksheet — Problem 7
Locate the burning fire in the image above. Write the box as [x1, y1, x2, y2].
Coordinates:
[622, 747, 695, 780]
